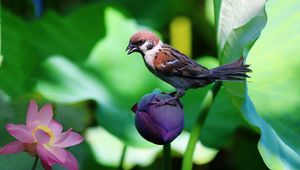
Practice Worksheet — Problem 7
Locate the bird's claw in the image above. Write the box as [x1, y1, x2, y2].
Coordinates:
[149, 96, 178, 107]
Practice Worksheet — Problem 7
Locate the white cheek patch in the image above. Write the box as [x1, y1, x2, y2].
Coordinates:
[140, 41, 151, 52]
[143, 41, 163, 68]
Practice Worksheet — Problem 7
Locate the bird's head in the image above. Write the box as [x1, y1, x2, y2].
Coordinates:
[126, 31, 160, 55]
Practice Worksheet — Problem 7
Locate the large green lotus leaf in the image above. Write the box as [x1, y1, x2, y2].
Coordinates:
[37, 56, 110, 103]
[247, 0, 300, 168]
[0, 11, 40, 98]
[214, 0, 266, 58]
[216, 0, 300, 168]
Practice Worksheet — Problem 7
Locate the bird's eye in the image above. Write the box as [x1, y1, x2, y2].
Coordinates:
[137, 40, 144, 45]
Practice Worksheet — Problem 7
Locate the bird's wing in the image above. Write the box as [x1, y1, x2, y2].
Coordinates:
[153, 44, 210, 78]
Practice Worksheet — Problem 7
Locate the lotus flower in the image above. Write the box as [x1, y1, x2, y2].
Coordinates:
[132, 92, 184, 145]
[0, 100, 84, 170]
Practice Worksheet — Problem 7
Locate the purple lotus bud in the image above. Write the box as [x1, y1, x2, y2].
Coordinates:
[133, 92, 184, 145]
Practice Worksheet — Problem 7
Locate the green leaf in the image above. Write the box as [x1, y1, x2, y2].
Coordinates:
[0, 153, 44, 170]
[216, 0, 300, 169]
[55, 103, 90, 132]
[0, 11, 40, 98]
[28, 3, 106, 63]
[37, 56, 110, 104]
[247, 0, 300, 168]
[200, 88, 247, 148]
[215, 0, 266, 59]
[85, 126, 159, 169]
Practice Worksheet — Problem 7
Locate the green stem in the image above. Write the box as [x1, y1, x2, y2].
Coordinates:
[181, 82, 222, 170]
[163, 143, 171, 170]
[118, 145, 127, 170]
[32, 155, 39, 170]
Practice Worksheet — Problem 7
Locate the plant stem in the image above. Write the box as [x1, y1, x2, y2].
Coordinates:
[181, 82, 222, 170]
[32, 155, 39, 170]
[163, 143, 171, 170]
[118, 145, 127, 170]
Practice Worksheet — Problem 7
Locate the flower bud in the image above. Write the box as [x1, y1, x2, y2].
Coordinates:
[133, 92, 184, 145]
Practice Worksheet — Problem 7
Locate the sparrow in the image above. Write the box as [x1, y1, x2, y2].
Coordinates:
[126, 31, 251, 105]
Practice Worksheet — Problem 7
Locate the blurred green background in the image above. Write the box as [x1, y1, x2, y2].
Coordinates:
[1, 0, 300, 169]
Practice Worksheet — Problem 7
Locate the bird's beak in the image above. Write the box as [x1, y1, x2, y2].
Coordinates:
[126, 43, 138, 55]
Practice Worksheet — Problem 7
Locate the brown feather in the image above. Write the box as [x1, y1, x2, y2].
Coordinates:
[153, 44, 210, 78]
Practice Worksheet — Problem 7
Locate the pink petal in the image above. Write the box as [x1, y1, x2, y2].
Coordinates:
[60, 150, 78, 170]
[29, 120, 40, 131]
[0, 141, 24, 154]
[37, 104, 53, 126]
[53, 130, 84, 148]
[46, 146, 67, 163]
[26, 100, 39, 128]
[6, 124, 34, 143]
[34, 129, 51, 144]
[41, 160, 52, 170]
[48, 119, 62, 136]
[37, 145, 77, 170]
[54, 129, 72, 144]
[37, 144, 59, 165]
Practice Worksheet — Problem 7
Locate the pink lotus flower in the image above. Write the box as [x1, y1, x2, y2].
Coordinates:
[0, 100, 84, 170]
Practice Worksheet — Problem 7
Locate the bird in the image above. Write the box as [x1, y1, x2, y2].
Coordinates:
[126, 31, 251, 105]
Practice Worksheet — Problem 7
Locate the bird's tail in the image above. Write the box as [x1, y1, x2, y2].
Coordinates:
[210, 57, 251, 81]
